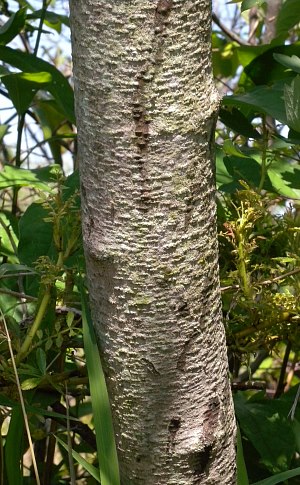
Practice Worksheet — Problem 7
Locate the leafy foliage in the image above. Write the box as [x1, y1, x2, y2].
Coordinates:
[0, 0, 300, 483]
[214, 1, 300, 482]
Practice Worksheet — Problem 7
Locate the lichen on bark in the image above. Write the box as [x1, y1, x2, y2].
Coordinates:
[70, 1, 236, 483]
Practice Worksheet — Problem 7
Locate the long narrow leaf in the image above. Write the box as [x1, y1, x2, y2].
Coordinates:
[56, 435, 100, 482]
[80, 280, 120, 485]
[237, 424, 249, 485]
[4, 405, 23, 485]
[253, 467, 300, 485]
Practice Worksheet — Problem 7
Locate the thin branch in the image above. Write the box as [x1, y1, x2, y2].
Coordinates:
[212, 12, 250, 46]
[0, 288, 37, 301]
[260, 267, 300, 286]
[221, 267, 300, 292]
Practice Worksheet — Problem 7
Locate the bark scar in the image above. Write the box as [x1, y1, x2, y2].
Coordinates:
[176, 330, 199, 372]
[141, 357, 160, 375]
[167, 416, 181, 452]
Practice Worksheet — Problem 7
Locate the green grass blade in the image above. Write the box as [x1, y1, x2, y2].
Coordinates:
[55, 435, 100, 482]
[4, 405, 23, 485]
[237, 424, 249, 485]
[80, 280, 120, 485]
[253, 467, 300, 485]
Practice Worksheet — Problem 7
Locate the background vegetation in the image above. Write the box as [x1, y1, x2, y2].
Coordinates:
[0, 0, 300, 483]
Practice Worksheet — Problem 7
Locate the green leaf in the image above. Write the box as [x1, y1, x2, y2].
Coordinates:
[216, 147, 235, 188]
[219, 108, 261, 139]
[0, 45, 75, 123]
[235, 393, 296, 473]
[220, 156, 272, 193]
[253, 466, 300, 485]
[223, 81, 288, 125]
[0, 212, 19, 261]
[36, 348, 46, 375]
[0, 164, 58, 191]
[21, 377, 43, 390]
[18, 203, 56, 266]
[56, 435, 101, 482]
[223, 140, 253, 158]
[0, 263, 36, 276]
[0, 7, 27, 45]
[80, 279, 120, 485]
[274, 53, 300, 74]
[283, 76, 300, 132]
[2, 71, 52, 115]
[276, 0, 300, 36]
[27, 10, 70, 33]
[237, 424, 250, 485]
[268, 160, 300, 198]
[0, 124, 9, 140]
[244, 44, 300, 86]
[34, 99, 75, 165]
[4, 405, 23, 485]
[241, 0, 266, 12]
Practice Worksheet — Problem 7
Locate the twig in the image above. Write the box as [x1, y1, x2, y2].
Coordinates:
[274, 341, 292, 398]
[260, 267, 300, 286]
[212, 12, 250, 46]
[0, 288, 37, 301]
[232, 380, 266, 391]
[221, 267, 300, 292]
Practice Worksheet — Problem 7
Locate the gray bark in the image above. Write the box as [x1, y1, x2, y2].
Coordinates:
[69, 1, 236, 483]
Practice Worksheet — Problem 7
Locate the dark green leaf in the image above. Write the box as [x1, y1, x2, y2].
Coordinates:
[36, 348, 46, 375]
[2, 71, 52, 114]
[235, 393, 296, 473]
[276, 0, 300, 36]
[216, 149, 234, 188]
[18, 203, 56, 266]
[34, 99, 75, 165]
[0, 7, 27, 45]
[237, 424, 250, 485]
[220, 156, 272, 193]
[219, 107, 261, 139]
[244, 45, 300, 86]
[0, 263, 36, 276]
[4, 405, 23, 485]
[0, 45, 75, 123]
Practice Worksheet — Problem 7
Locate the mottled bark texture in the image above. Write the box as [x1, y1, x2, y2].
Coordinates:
[69, 1, 236, 483]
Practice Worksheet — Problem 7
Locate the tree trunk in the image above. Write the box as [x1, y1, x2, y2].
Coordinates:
[69, 1, 236, 483]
